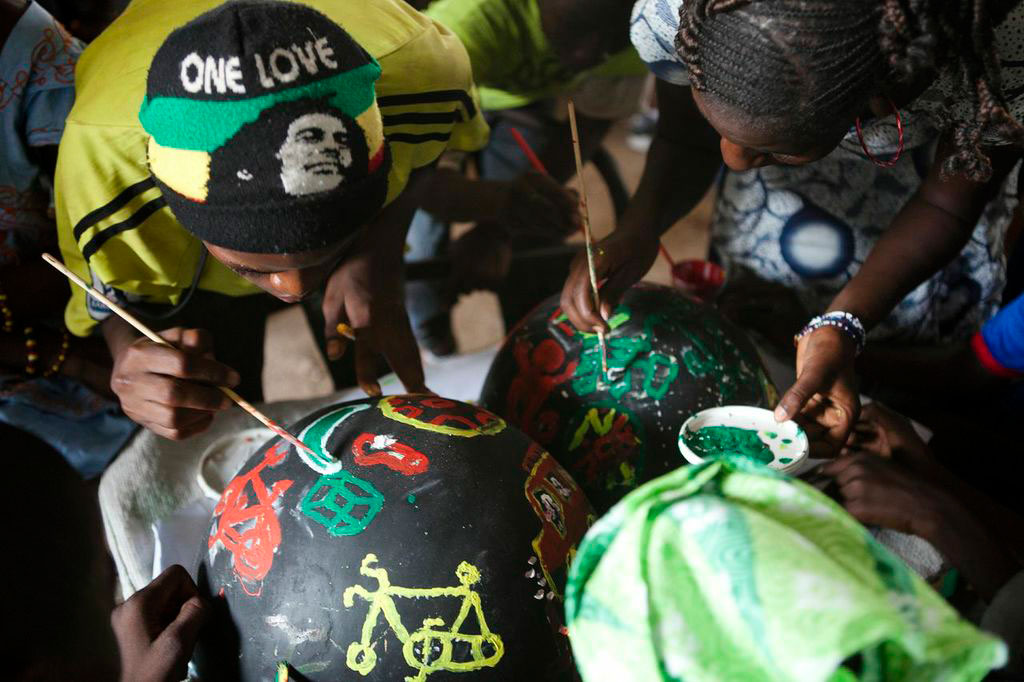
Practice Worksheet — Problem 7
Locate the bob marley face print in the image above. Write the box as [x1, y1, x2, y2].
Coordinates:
[277, 112, 354, 196]
[210, 99, 370, 201]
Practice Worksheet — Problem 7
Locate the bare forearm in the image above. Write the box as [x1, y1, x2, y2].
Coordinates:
[830, 195, 975, 327]
[619, 80, 720, 239]
[539, 117, 612, 184]
[419, 168, 507, 224]
[374, 167, 434, 268]
[926, 496, 1022, 602]
[831, 143, 1017, 328]
[619, 131, 719, 239]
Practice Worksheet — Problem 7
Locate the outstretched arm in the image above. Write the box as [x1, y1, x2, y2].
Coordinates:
[560, 79, 721, 331]
[778, 142, 1021, 453]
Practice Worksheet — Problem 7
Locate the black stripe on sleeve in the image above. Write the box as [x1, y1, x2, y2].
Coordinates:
[73, 177, 158, 242]
[385, 131, 453, 144]
[376, 90, 478, 119]
[82, 196, 168, 261]
[381, 110, 462, 126]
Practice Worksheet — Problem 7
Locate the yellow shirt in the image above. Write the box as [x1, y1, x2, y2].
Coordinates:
[57, 0, 489, 336]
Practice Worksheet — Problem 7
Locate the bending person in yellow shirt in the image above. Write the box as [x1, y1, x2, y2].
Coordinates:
[56, 0, 488, 439]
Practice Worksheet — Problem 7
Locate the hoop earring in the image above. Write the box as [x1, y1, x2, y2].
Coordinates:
[855, 98, 904, 168]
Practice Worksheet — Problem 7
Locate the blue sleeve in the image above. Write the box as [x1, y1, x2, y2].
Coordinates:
[981, 293, 1024, 372]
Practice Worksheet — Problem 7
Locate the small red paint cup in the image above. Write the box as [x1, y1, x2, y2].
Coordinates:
[670, 259, 725, 301]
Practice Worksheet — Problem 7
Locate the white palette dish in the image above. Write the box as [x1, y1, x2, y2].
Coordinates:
[678, 405, 808, 474]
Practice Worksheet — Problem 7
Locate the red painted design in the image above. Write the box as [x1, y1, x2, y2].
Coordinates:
[546, 307, 579, 345]
[505, 338, 576, 445]
[208, 441, 294, 596]
[352, 432, 430, 475]
[381, 395, 505, 436]
[571, 410, 641, 485]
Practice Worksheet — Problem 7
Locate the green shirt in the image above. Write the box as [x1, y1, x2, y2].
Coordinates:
[425, 0, 646, 111]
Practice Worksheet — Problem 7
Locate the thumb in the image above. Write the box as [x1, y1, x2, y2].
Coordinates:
[156, 596, 207, 659]
[598, 267, 636, 322]
[775, 359, 831, 422]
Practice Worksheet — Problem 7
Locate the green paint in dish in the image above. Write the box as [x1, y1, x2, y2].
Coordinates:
[782, 438, 792, 445]
[685, 425, 773, 465]
[764, 431, 778, 439]
[779, 457, 793, 464]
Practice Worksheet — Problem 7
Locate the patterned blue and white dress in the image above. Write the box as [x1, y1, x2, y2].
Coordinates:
[631, 0, 1024, 343]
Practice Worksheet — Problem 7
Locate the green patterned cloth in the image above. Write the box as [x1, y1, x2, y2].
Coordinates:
[565, 458, 1007, 682]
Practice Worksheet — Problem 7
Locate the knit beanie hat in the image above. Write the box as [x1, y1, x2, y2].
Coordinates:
[139, 0, 391, 253]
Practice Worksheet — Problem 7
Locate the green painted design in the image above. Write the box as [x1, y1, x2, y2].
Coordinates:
[296, 661, 331, 674]
[657, 298, 769, 404]
[301, 470, 384, 537]
[565, 293, 773, 406]
[765, 432, 778, 439]
[570, 305, 681, 401]
[407, 494, 417, 504]
[558, 309, 631, 337]
[684, 426, 773, 465]
[781, 438, 792, 445]
[296, 403, 371, 473]
[779, 457, 793, 464]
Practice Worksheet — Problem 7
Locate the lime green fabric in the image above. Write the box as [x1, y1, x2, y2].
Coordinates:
[565, 458, 1007, 682]
[139, 63, 380, 151]
[425, 0, 645, 111]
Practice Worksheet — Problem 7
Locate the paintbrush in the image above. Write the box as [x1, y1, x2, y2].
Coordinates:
[41, 253, 316, 456]
[566, 100, 609, 377]
[511, 127, 676, 274]
[509, 126, 550, 175]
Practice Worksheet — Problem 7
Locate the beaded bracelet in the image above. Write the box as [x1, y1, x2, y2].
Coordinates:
[0, 290, 13, 333]
[43, 328, 70, 377]
[23, 326, 39, 375]
[794, 311, 866, 356]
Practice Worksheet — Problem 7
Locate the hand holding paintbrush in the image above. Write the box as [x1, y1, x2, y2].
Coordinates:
[42, 253, 315, 455]
[566, 100, 610, 377]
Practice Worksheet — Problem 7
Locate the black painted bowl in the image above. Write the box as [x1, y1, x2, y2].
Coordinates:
[479, 284, 777, 513]
[194, 395, 592, 681]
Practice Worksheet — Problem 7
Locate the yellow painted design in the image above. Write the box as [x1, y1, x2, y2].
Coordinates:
[617, 460, 636, 489]
[568, 407, 637, 451]
[147, 137, 210, 200]
[378, 397, 506, 438]
[342, 553, 504, 681]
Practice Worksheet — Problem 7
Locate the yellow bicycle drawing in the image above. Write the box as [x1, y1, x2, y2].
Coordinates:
[342, 553, 505, 681]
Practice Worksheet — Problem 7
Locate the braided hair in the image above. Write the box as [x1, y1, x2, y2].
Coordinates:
[677, 0, 1024, 181]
